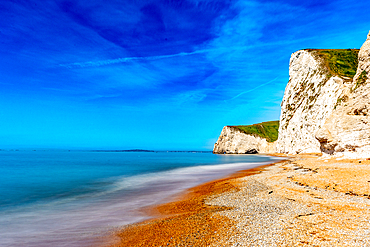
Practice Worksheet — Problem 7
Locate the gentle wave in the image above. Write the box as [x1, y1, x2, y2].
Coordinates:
[110, 161, 271, 192]
[0, 157, 280, 247]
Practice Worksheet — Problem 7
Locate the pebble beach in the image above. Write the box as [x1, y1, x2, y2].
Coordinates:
[110, 155, 370, 246]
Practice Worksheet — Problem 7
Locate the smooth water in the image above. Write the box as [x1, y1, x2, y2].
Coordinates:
[0, 150, 280, 246]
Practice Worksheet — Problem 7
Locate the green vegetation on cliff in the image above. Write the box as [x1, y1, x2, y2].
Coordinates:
[353, 70, 368, 91]
[233, 120, 279, 142]
[307, 49, 359, 78]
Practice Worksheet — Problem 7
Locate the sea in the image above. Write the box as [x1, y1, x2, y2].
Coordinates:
[0, 150, 281, 247]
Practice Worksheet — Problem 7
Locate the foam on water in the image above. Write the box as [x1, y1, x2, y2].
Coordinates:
[0, 151, 281, 246]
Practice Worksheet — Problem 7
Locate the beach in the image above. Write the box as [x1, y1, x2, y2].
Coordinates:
[0, 151, 277, 247]
[111, 155, 370, 246]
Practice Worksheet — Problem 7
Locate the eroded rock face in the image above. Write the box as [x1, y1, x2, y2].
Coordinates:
[275, 50, 348, 154]
[213, 126, 275, 154]
[353, 31, 370, 83]
[214, 31, 370, 157]
[316, 31, 370, 157]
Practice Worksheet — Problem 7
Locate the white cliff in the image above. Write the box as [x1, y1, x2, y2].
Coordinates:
[316, 31, 370, 157]
[215, 31, 370, 157]
[213, 126, 275, 154]
[275, 50, 350, 154]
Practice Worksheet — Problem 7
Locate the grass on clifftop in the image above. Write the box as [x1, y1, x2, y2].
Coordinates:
[307, 49, 359, 79]
[232, 120, 279, 142]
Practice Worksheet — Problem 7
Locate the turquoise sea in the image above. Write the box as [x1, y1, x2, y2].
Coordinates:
[0, 150, 280, 246]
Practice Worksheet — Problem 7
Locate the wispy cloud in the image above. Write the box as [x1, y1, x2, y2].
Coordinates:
[226, 77, 279, 101]
[58, 46, 251, 69]
[59, 50, 206, 68]
[59, 35, 319, 70]
[175, 90, 208, 105]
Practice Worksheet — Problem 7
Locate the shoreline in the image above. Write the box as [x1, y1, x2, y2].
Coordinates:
[106, 157, 286, 246]
[106, 154, 370, 246]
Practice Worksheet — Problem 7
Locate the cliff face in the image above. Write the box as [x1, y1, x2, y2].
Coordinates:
[213, 126, 275, 154]
[316, 31, 370, 157]
[275, 50, 351, 154]
[214, 31, 370, 157]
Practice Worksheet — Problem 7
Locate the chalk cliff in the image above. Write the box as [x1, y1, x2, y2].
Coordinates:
[316, 31, 370, 157]
[213, 124, 276, 154]
[275, 50, 354, 154]
[214, 31, 370, 157]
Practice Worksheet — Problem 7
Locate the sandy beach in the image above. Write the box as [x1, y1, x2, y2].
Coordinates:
[109, 155, 370, 246]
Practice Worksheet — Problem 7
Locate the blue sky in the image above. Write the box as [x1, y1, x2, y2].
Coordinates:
[0, 0, 369, 150]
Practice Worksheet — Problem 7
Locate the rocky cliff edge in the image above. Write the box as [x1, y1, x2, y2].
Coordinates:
[213, 124, 277, 154]
[316, 31, 370, 157]
[214, 31, 370, 157]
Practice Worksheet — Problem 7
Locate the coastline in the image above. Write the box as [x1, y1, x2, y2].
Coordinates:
[0, 151, 277, 247]
[106, 158, 285, 246]
[107, 154, 370, 246]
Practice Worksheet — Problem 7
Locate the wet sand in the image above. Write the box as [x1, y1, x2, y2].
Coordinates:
[108, 155, 370, 246]
[108, 164, 276, 247]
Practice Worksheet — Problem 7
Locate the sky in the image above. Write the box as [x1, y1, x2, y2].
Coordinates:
[0, 0, 369, 150]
